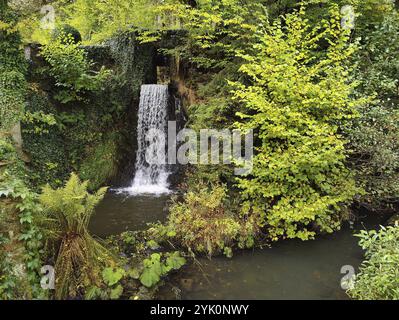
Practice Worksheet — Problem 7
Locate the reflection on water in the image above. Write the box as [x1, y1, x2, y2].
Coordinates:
[89, 192, 169, 238]
[91, 193, 386, 300]
[160, 216, 385, 300]
[160, 229, 363, 300]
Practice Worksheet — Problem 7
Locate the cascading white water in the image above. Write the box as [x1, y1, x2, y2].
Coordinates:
[122, 84, 171, 195]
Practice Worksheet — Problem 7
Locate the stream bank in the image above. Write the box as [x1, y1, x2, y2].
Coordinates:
[90, 192, 386, 300]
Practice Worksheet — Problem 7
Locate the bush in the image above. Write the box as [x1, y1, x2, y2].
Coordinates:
[159, 184, 257, 257]
[347, 11, 399, 210]
[40, 34, 111, 103]
[52, 24, 82, 44]
[348, 223, 399, 300]
[232, 5, 364, 241]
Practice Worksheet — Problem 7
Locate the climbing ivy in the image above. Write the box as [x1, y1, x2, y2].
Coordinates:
[0, 1, 46, 300]
[0, 0, 27, 131]
[0, 172, 46, 299]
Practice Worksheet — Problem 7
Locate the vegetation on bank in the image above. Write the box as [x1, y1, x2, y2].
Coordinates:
[1, 0, 398, 300]
[348, 224, 399, 300]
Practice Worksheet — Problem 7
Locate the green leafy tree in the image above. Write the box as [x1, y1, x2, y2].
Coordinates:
[347, 7, 399, 211]
[56, 0, 178, 43]
[232, 5, 365, 241]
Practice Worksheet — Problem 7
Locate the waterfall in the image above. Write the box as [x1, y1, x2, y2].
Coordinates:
[123, 84, 171, 195]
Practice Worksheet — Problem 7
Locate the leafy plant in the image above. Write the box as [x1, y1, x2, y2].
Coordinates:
[0, 172, 45, 299]
[38, 173, 112, 299]
[101, 267, 125, 299]
[140, 252, 186, 288]
[22, 111, 57, 135]
[40, 33, 110, 103]
[102, 267, 125, 287]
[347, 9, 399, 210]
[348, 223, 399, 300]
[232, 4, 365, 241]
[0, 0, 27, 131]
[160, 184, 257, 256]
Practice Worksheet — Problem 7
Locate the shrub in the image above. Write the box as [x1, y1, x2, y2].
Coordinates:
[162, 184, 257, 257]
[348, 223, 399, 300]
[40, 34, 111, 103]
[347, 11, 399, 210]
[52, 24, 82, 44]
[232, 5, 364, 241]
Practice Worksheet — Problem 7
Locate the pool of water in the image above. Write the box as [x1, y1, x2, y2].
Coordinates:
[90, 192, 385, 300]
[89, 192, 169, 238]
[159, 222, 371, 300]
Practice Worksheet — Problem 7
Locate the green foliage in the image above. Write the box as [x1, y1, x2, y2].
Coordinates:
[161, 184, 257, 256]
[348, 223, 399, 300]
[232, 5, 364, 241]
[0, 252, 19, 299]
[40, 33, 111, 103]
[160, 0, 266, 70]
[52, 24, 82, 44]
[0, 172, 45, 299]
[22, 111, 57, 135]
[0, 138, 16, 163]
[57, 0, 176, 44]
[102, 267, 125, 286]
[139, 253, 164, 288]
[347, 9, 399, 210]
[39, 173, 112, 299]
[140, 252, 186, 288]
[0, 1, 27, 131]
[79, 135, 119, 190]
[22, 87, 70, 188]
[0, 2, 45, 300]
[100, 267, 126, 299]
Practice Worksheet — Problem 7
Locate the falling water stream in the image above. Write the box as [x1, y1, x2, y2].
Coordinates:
[119, 84, 171, 196]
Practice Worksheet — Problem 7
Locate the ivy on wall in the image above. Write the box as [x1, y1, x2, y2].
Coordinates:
[0, 1, 46, 300]
[0, 1, 27, 131]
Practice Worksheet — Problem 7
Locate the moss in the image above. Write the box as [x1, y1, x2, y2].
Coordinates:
[78, 133, 120, 191]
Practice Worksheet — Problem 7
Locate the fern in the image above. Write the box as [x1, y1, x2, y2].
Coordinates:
[39, 173, 111, 299]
